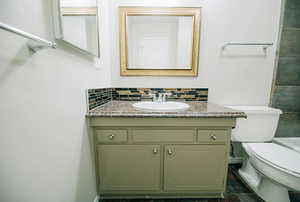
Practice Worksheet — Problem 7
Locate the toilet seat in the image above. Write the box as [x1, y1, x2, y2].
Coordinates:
[273, 137, 300, 153]
[243, 143, 300, 177]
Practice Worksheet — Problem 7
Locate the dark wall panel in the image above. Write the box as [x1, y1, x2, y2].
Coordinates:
[272, 0, 300, 137]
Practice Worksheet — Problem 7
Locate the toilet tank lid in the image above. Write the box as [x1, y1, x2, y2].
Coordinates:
[226, 106, 282, 115]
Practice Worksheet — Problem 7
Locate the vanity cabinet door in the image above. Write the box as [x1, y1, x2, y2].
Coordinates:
[98, 145, 161, 191]
[164, 145, 227, 191]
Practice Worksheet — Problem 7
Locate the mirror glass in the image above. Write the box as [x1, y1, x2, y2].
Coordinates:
[127, 16, 193, 69]
[58, 0, 100, 56]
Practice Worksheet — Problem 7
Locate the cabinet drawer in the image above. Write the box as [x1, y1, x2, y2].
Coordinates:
[197, 130, 228, 144]
[132, 129, 196, 143]
[96, 130, 127, 143]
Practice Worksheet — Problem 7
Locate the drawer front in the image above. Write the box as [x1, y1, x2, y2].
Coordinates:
[132, 129, 196, 143]
[96, 130, 127, 143]
[197, 130, 228, 144]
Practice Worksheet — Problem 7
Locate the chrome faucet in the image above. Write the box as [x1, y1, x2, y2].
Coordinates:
[148, 92, 158, 102]
[164, 92, 172, 102]
[148, 92, 172, 102]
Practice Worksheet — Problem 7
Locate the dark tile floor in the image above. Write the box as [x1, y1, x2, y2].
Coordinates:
[100, 165, 300, 202]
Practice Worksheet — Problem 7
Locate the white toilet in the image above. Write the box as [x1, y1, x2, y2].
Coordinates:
[227, 106, 300, 202]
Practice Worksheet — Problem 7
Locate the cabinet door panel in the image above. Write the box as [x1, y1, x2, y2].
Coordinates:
[164, 145, 226, 191]
[98, 145, 161, 191]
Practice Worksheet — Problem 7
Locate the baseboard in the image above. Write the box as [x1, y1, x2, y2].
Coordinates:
[93, 195, 99, 202]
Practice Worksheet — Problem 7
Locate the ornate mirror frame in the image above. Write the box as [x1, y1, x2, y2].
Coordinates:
[119, 7, 201, 76]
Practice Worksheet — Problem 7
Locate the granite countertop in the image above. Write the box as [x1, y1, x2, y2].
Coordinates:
[86, 101, 246, 118]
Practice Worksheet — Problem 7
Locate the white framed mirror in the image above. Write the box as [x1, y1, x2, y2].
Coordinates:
[54, 0, 100, 57]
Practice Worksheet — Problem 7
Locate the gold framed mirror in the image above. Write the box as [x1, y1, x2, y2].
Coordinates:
[119, 7, 201, 76]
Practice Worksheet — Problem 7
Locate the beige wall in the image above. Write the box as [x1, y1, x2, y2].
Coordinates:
[0, 1, 109, 202]
[108, 0, 282, 106]
[0, 0, 283, 202]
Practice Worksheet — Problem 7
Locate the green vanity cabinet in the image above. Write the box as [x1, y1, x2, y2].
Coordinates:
[88, 117, 235, 199]
[164, 145, 226, 191]
[98, 145, 161, 191]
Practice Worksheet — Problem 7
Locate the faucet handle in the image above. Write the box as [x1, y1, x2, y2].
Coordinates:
[147, 91, 155, 97]
[148, 90, 157, 95]
[161, 92, 172, 102]
[147, 91, 157, 102]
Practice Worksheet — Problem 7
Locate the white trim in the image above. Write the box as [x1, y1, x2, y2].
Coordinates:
[269, 0, 286, 105]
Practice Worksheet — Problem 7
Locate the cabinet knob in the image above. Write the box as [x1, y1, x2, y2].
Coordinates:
[167, 148, 173, 155]
[210, 135, 217, 141]
[153, 148, 158, 154]
[109, 134, 115, 140]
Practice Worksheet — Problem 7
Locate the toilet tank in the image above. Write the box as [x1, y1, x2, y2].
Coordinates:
[226, 106, 282, 142]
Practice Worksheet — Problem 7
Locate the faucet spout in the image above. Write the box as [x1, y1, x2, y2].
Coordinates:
[148, 92, 172, 102]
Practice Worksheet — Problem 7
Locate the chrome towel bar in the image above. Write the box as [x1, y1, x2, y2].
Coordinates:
[0, 22, 56, 51]
[222, 42, 273, 50]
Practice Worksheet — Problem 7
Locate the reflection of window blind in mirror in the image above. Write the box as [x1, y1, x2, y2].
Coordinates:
[61, 8, 97, 16]
[60, 0, 96, 7]
[127, 16, 193, 70]
[60, 0, 96, 16]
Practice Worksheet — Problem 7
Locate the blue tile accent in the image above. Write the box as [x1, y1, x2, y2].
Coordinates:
[272, 0, 300, 138]
[276, 57, 300, 85]
[87, 88, 112, 110]
[275, 112, 300, 137]
[280, 29, 300, 57]
[272, 86, 300, 112]
[284, 0, 300, 29]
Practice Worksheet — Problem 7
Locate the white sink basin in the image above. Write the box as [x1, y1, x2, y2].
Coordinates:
[133, 101, 190, 112]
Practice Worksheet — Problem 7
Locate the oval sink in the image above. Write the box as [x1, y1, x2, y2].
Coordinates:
[133, 101, 190, 112]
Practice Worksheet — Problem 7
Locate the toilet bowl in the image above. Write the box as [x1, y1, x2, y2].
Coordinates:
[239, 142, 300, 202]
[226, 106, 300, 202]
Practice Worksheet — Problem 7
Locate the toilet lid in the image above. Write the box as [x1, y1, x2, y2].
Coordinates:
[247, 143, 300, 176]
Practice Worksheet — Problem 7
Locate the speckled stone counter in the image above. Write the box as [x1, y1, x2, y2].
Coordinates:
[86, 101, 246, 118]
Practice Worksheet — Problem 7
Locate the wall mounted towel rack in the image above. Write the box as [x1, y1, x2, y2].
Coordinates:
[222, 42, 273, 51]
[0, 22, 56, 51]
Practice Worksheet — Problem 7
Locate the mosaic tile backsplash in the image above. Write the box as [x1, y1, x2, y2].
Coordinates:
[87, 88, 112, 110]
[87, 88, 208, 110]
